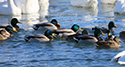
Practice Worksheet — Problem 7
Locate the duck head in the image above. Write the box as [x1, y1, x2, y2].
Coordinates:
[44, 30, 56, 38]
[71, 24, 83, 32]
[11, 18, 22, 27]
[51, 19, 61, 29]
[94, 28, 106, 38]
[108, 21, 117, 30]
[113, 36, 123, 43]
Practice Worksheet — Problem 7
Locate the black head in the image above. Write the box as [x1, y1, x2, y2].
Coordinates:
[51, 19, 61, 28]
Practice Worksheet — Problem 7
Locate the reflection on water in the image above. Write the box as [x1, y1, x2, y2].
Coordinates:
[0, 0, 125, 67]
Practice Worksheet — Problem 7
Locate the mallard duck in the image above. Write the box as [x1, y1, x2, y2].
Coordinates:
[111, 51, 125, 64]
[10, 18, 22, 31]
[0, 26, 17, 37]
[24, 30, 56, 42]
[66, 29, 89, 41]
[72, 28, 106, 43]
[96, 36, 123, 49]
[92, 21, 117, 33]
[53, 24, 83, 39]
[0, 30, 8, 40]
[120, 31, 125, 38]
[0, 18, 22, 31]
[32, 19, 61, 31]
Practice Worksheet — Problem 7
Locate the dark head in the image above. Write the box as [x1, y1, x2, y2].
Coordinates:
[94, 28, 106, 38]
[11, 18, 22, 27]
[71, 24, 83, 32]
[113, 36, 123, 43]
[51, 19, 61, 29]
[108, 21, 117, 30]
[44, 30, 56, 38]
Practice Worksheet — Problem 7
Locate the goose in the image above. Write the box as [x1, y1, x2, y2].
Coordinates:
[0, 0, 21, 15]
[111, 50, 125, 64]
[24, 30, 56, 42]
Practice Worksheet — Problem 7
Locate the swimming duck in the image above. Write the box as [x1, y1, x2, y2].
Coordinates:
[0, 18, 22, 31]
[53, 24, 83, 39]
[24, 30, 56, 42]
[33, 19, 61, 31]
[0, 26, 17, 37]
[92, 21, 117, 34]
[10, 18, 22, 31]
[111, 50, 125, 64]
[96, 36, 123, 49]
[120, 31, 125, 38]
[66, 29, 89, 41]
[0, 30, 8, 40]
[72, 28, 106, 43]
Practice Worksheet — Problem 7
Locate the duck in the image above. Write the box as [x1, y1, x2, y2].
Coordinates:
[120, 31, 125, 38]
[0, 18, 22, 31]
[0, 26, 17, 37]
[100, 0, 118, 4]
[96, 36, 123, 49]
[0, 30, 8, 40]
[10, 18, 22, 31]
[32, 19, 61, 31]
[111, 50, 125, 64]
[70, 0, 98, 8]
[92, 21, 117, 34]
[53, 24, 83, 39]
[114, 0, 125, 14]
[0, 0, 21, 15]
[24, 30, 56, 42]
[66, 29, 89, 41]
[72, 28, 106, 43]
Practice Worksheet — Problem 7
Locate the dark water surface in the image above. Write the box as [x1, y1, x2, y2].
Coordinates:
[0, 0, 125, 67]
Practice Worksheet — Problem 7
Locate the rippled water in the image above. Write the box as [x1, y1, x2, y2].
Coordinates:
[0, 0, 125, 67]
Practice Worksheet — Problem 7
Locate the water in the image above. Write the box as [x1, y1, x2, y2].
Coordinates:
[0, 0, 125, 67]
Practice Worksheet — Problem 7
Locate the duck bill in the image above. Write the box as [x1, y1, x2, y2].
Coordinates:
[52, 34, 56, 38]
[78, 28, 83, 31]
[57, 23, 61, 26]
[108, 33, 111, 36]
[120, 41, 124, 43]
[18, 21, 22, 24]
[102, 32, 106, 36]
[114, 25, 117, 28]
[13, 28, 17, 32]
